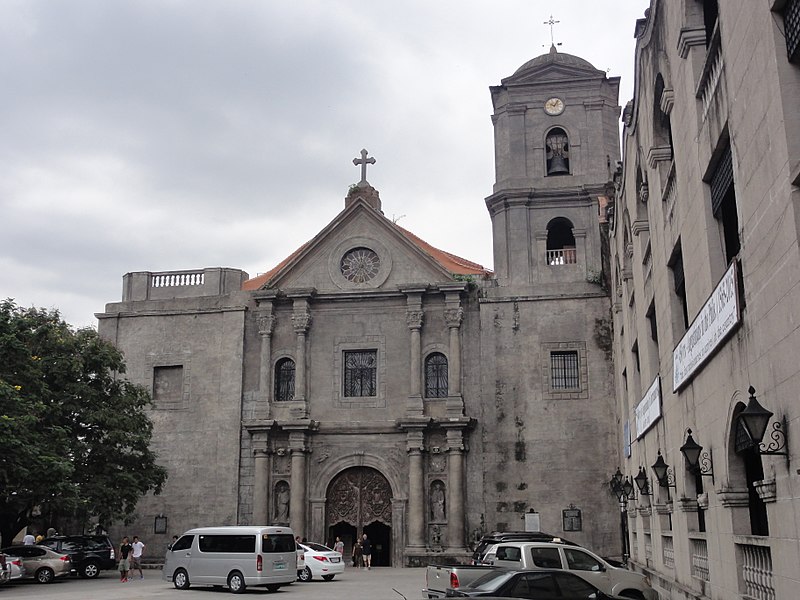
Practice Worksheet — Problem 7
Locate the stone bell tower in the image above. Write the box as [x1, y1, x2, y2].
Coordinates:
[486, 45, 621, 293]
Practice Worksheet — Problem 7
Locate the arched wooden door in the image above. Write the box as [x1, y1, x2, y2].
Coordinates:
[326, 466, 392, 566]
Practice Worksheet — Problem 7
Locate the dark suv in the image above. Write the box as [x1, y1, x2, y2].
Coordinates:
[39, 536, 115, 578]
[472, 531, 577, 565]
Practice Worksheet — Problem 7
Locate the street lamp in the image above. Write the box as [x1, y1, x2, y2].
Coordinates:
[651, 451, 676, 488]
[608, 468, 633, 565]
[737, 386, 788, 457]
[633, 466, 651, 496]
[679, 428, 715, 483]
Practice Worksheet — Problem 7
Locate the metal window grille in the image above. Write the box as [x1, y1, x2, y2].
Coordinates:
[787, 0, 800, 63]
[550, 351, 579, 390]
[344, 350, 377, 397]
[274, 358, 295, 401]
[425, 352, 449, 398]
[710, 145, 733, 218]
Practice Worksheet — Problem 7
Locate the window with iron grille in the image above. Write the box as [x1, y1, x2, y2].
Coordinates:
[344, 350, 377, 397]
[425, 352, 448, 398]
[550, 351, 580, 390]
[786, 0, 800, 63]
[274, 358, 295, 401]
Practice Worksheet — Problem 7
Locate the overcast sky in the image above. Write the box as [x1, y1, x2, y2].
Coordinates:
[1, 0, 649, 328]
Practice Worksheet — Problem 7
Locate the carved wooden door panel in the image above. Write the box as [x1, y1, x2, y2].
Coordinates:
[326, 467, 392, 528]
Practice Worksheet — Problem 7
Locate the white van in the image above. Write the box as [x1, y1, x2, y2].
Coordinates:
[163, 526, 297, 593]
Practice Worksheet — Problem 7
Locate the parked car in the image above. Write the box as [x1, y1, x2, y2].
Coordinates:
[472, 531, 577, 565]
[445, 568, 627, 599]
[0, 545, 72, 583]
[5, 556, 27, 582]
[491, 542, 656, 600]
[38, 535, 115, 578]
[297, 542, 345, 582]
[424, 564, 495, 598]
[0, 553, 9, 585]
[297, 546, 306, 580]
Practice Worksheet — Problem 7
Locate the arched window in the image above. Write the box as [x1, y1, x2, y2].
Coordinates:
[425, 353, 448, 398]
[546, 217, 576, 265]
[546, 128, 570, 175]
[274, 358, 295, 402]
[653, 74, 674, 159]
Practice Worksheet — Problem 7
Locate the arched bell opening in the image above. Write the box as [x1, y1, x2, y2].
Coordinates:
[546, 128, 571, 176]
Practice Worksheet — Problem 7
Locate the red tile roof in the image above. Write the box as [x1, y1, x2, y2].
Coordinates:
[241, 224, 491, 291]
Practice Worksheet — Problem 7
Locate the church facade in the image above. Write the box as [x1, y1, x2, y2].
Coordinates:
[98, 47, 622, 566]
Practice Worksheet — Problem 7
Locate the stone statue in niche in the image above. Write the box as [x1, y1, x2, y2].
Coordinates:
[274, 481, 290, 523]
[430, 481, 446, 521]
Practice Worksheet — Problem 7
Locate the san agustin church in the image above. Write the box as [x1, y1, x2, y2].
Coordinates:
[100, 2, 800, 597]
[98, 42, 621, 567]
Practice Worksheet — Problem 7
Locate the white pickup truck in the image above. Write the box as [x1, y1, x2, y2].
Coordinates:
[491, 541, 657, 600]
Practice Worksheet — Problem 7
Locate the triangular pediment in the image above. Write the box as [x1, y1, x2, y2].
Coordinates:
[243, 198, 488, 293]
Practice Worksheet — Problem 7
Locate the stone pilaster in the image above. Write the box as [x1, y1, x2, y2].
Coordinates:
[289, 293, 313, 418]
[406, 429, 426, 549]
[257, 310, 275, 418]
[445, 427, 467, 551]
[252, 432, 270, 525]
[288, 431, 309, 538]
[444, 303, 464, 416]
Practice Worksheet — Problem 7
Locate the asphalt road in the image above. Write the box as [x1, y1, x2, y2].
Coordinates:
[0, 567, 428, 600]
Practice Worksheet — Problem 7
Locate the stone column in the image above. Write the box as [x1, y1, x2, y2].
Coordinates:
[444, 305, 464, 416]
[252, 439, 270, 525]
[257, 311, 275, 417]
[290, 295, 312, 418]
[445, 427, 467, 551]
[406, 430, 426, 549]
[289, 434, 308, 538]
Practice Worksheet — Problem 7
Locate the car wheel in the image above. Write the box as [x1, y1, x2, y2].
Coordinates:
[322, 574, 335, 581]
[267, 584, 281, 592]
[228, 570, 246, 594]
[82, 561, 100, 579]
[35, 568, 55, 584]
[298, 566, 312, 582]
[173, 568, 190, 590]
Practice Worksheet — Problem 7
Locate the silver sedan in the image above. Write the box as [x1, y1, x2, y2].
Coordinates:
[0, 545, 71, 583]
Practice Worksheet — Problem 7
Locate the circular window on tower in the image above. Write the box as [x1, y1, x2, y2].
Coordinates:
[340, 247, 381, 283]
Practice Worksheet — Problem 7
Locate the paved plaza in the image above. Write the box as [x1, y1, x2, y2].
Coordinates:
[0, 567, 428, 600]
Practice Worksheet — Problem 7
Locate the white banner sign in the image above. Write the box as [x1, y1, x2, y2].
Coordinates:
[673, 262, 740, 391]
[635, 376, 661, 439]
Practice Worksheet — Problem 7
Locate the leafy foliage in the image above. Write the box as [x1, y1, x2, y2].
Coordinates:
[0, 300, 167, 545]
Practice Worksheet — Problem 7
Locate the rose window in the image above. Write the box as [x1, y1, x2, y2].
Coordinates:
[340, 247, 381, 283]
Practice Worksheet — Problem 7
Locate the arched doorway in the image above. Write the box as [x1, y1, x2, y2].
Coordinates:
[326, 466, 393, 566]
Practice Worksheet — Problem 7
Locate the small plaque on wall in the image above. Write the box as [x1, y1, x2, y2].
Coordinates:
[562, 505, 582, 532]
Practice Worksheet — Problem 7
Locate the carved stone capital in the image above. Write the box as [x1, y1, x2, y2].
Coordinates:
[444, 307, 463, 328]
[407, 310, 424, 330]
[638, 181, 649, 203]
[678, 26, 707, 59]
[257, 315, 275, 336]
[292, 312, 312, 333]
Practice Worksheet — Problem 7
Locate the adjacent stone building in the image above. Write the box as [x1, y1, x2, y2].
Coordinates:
[608, 1, 800, 598]
[98, 46, 622, 566]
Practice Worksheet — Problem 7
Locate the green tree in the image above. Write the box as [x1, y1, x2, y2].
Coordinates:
[0, 300, 167, 546]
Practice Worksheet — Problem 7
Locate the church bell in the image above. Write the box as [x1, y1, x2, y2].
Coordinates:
[548, 155, 570, 175]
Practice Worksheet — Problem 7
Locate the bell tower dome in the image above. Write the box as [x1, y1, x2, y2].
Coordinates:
[486, 45, 620, 291]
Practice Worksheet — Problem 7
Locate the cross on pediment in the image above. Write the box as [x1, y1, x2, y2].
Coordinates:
[353, 149, 376, 186]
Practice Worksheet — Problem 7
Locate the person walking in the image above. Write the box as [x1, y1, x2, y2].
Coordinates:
[118, 537, 133, 582]
[333, 536, 344, 555]
[361, 533, 372, 570]
[131, 535, 146, 579]
[22, 531, 35, 545]
[352, 540, 362, 568]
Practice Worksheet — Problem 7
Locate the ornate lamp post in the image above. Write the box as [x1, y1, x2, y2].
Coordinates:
[608, 468, 635, 564]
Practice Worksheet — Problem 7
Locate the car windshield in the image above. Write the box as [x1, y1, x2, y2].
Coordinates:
[304, 542, 332, 552]
[467, 570, 516, 590]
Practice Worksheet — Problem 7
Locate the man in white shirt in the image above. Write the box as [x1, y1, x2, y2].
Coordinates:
[22, 532, 36, 545]
[131, 536, 146, 579]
